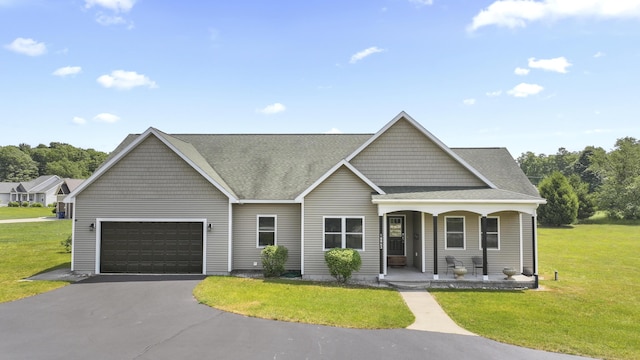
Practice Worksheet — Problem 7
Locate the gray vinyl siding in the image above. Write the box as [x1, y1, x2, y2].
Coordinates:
[303, 166, 379, 279]
[232, 203, 301, 271]
[350, 118, 486, 187]
[429, 211, 521, 275]
[72, 136, 229, 274]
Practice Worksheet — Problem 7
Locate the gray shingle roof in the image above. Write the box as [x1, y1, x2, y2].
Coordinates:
[103, 131, 542, 202]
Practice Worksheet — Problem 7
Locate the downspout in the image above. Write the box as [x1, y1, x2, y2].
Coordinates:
[481, 215, 488, 281]
[532, 214, 539, 289]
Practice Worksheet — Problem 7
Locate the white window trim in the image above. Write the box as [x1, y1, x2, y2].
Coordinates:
[479, 216, 500, 250]
[256, 214, 277, 248]
[322, 216, 365, 251]
[444, 216, 466, 250]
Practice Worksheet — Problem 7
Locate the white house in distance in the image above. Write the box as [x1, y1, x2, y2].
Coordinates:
[65, 112, 545, 284]
[0, 175, 63, 207]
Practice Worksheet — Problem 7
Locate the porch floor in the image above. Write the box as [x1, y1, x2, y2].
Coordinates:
[381, 266, 536, 289]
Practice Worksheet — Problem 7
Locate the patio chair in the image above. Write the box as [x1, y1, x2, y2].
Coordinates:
[472, 256, 483, 276]
[445, 255, 464, 275]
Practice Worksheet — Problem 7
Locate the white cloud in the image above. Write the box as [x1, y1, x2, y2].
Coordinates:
[93, 113, 120, 123]
[326, 128, 343, 134]
[72, 116, 87, 125]
[528, 56, 572, 73]
[507, 83, 544, 97]
[349, 46, 385, 64]
[585, 128, 613, 134]
[85, 0, 135, 12]
[257, 103, 286, 115]
[409, 0, 433, 6]
[486, 90, 502, 97]
[469, 0, 640, 32]
[514, 67, 530, 75]
[4, 37, 46, 56]
[593, 51, 606, 58]
[53, 66, 82, 77]
[97, 70, 157, 90]
[463, 98, 476, 105]
[96, 14, 126, 25]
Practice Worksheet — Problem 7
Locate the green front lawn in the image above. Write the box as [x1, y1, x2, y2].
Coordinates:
[194, 276, 415, 329]
[0, 207, 56, 220]
[0, 221, 72, 303]
[432, 224, 640, 360]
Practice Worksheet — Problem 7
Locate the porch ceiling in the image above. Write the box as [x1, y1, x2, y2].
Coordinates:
[372, 187, 545, 216]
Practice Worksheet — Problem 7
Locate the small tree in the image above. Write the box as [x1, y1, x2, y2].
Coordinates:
[568, 175, 596, 221]
[324, 248, 361, 283]
[538, 172, 579, 226]
[261, 245, 288, 277]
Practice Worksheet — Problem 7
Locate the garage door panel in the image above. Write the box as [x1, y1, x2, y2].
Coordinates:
[100, 221, 203, 274]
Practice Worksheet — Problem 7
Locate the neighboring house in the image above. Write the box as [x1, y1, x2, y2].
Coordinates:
[0, 175, 63, 207]
[56, 178, 85, 218]
[65, 112, 545, 280]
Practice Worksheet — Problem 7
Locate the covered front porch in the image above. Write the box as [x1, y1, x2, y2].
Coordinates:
[372, 188, 545, 289]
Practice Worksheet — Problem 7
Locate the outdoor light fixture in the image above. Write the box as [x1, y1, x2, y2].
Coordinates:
[208, 223, 213, 232]
[89, 223, 95, 231]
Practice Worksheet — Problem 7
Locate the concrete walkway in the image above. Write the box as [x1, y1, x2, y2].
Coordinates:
[0, 216, 59, 223]
[400, 290, 477, 336]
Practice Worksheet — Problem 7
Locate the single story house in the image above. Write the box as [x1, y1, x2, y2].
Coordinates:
[0, 175, 63, 207]
[56, 178, 85, 219]
[65, 112, 545, 281]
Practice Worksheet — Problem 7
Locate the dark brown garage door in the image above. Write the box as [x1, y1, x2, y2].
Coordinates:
[100, 222, 203, 274]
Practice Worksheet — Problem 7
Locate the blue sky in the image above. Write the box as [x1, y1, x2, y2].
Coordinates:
[1, 0, 639, 157]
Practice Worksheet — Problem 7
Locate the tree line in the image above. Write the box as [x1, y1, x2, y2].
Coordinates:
[0, 142, 108, 181]
[517, 137, 640, 225]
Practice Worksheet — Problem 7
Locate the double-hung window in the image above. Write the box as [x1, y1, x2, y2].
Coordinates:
[323, 216, 364, 250]
[480, 217, 500, 250]
[445, 216, 465, 249]
[257, 215, 276, 247]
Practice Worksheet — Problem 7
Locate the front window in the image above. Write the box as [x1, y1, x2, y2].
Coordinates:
[445, 216, 465, 249]
[257, 215, 276, 247]
[324, 217, 364, 250]
[480, 217, 500, 250]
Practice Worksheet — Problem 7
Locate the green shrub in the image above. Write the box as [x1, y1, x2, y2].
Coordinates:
[20, 202, 29, 207]
[60, 235, 72, 253]
[31, 203, 43, 207]
[324, 248, 362, 283]
[51, 207, 57, 214]
[48, 202, 57, 208]
[8, 201, 20, 207]
[261, 245, 288, 277]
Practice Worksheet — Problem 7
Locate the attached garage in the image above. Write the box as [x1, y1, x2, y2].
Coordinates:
[100, 221, 204, 274]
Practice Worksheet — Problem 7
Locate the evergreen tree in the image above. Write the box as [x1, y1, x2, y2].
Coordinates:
[538, 172, 578, 226]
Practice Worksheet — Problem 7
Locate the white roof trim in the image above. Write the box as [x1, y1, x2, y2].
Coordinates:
[372, 198, 546, 204]
[295, 160, 385, 202]
[345, 111, 497, 189]
[64, 127, 238, 203]
[237, 200, 298, 204]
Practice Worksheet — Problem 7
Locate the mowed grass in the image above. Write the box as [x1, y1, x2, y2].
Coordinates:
[432, 224, 640, 360]
[0, 207, 55, 220]
[194, 276, 415, 329]
[0, 221, 72, 303]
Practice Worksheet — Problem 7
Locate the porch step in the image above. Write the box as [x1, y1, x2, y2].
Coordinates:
[382, 279, 535, 290]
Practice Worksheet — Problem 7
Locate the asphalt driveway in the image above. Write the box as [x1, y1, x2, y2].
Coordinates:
[0, 276, 591, 360]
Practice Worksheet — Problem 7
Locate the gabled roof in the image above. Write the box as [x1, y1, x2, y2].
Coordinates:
[65, 128, 239, 202]
[0, 175, 63, 194]
[65, 112, 542, 203]
[346, 111, 497, 189]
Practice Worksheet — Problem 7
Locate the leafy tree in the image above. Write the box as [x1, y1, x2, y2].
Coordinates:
[0, 146, 39, 181]
[517, 151, 554, 185]
[572, 146, 605, 193]
[568, 175, 596, 220]
[538, 172, 578, 226]
[596, 137, 640, 219]
[553, 147, 578, 177]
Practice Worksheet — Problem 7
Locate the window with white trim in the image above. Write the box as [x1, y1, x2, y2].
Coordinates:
[445, 216, 465, 249]
[257, 215, 276, 247]
[480, 217, 500, 250]
[323, 216, 364, 250]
